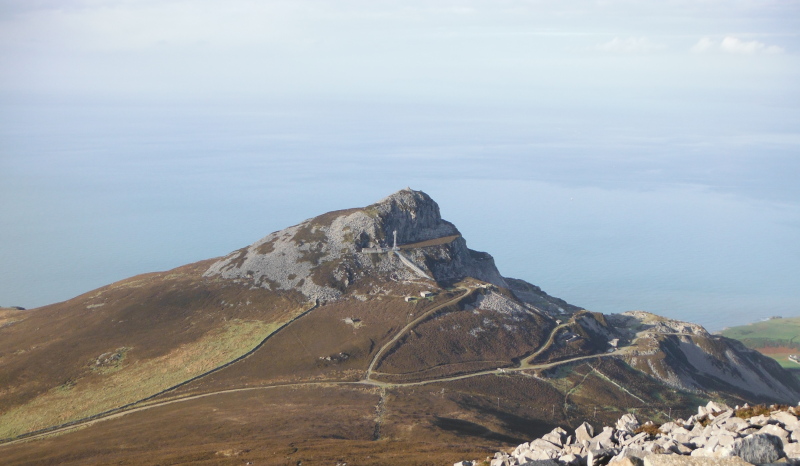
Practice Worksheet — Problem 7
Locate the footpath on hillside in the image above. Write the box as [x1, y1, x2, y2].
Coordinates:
[0, 282, 662, 447]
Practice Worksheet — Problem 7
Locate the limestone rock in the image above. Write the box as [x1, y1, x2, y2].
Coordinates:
[715, 417, 749, 433]
[643, 443, 666, 455]
[758, 424, 790, 446]
[592, 427, 617, 450]
[730, 433, 785, 464]
[659, 422, 678, 434]
[784, 442, 800, 459]
[711, 410, 734, 424]
[669, 427, 694, 445]
[611, 446, 648, 465]
[617, 414, 641, 433]
[588, 448, 620, 466]
[519, 460, 560, 466]
[488, 404, 800, 466]
[513, 443, 531, 456]
[784, 421, 800, 433]
[721, 433, 739, 447]
[706, 401, 731, 413]
[576, 422, 595, 443]
[772, 411, 799, 427]
[689, 436, 706, 448]
[644, 455, 753, 466]
[542, 427, 569, 447]
[531, 438, 562, 453]
[621, 432, 648, 447]
[608, 457, 644, 466]
[558, 453, 581, 466]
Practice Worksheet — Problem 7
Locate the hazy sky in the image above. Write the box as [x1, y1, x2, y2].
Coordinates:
[1, 0, 798, 102]
[1, 1, 799, 330]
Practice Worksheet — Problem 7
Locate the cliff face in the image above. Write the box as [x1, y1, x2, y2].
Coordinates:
[366, 189, 459, 245]
[204, 188, 509, 301]
[609, 311, 800, 404]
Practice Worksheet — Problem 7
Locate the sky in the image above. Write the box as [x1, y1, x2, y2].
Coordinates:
[1, 0, 799, 330]
[1, 1, 798, 101]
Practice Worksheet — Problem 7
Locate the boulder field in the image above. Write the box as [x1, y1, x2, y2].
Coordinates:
[456, 401, 800, 466]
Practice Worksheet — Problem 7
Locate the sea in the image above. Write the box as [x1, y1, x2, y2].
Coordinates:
[1, 94, 798, 332]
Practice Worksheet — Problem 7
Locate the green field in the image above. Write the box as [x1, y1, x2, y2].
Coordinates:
[721, 317, 800, 369]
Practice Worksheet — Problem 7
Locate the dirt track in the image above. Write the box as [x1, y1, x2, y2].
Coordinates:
[0, 285, 624, 447]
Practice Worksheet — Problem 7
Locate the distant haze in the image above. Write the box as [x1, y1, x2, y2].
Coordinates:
[1, 1, 798, 331]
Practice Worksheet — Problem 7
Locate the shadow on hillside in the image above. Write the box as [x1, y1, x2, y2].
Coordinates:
[441, 397, 560, 446]
[785, 368, 800, 382]
[433, 417, 524, 445]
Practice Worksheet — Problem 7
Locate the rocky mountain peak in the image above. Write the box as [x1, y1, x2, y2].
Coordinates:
[7, 189, 800, 464]
[365, 188, 458, 245]
[203, 189, 504, 301]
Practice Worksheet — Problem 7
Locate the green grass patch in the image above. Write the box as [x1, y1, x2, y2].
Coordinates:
[721, 317, 800, 349]
[0, 319, 283, 439]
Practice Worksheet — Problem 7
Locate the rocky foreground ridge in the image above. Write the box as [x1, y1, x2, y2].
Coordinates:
[461, 401, 800, 466]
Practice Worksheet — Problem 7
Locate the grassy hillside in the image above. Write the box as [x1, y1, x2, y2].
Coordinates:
[0, 260, 310, 439]
[3, 188, 799, 464]
[721, 317, 800, 369]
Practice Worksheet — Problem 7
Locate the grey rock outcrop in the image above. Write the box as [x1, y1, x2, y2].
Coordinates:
[644, 456, 752, 466]
[490, 401, 800, 466]
[610, 311, 800, 404]
[730, 433, 784, 464]
[203, 189, 513, 301]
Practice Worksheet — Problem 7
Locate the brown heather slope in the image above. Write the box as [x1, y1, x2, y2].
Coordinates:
[164, 285, 471, 396]
[0, 259, 309, 438]
[0, 384, 496, 465]
[2, 189, 799, 465]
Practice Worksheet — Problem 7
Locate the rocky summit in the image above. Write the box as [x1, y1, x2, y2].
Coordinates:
[204, 188, 509, 301]
[0, 188, 799, 465]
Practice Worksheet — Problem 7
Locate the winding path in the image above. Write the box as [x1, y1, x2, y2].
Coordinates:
[365, 286, 474, 379]
[0, 283, 628, 448]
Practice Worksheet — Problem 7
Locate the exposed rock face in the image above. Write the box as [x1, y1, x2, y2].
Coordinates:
[405, 236, 508, 286]
[610, 312, 800, 404]
[205, 190, 800, 407]
[505, 277, 579, 315]
[489, 401, 800, 466]
[204, 189, 512, 301]
[367, 189, 459, 244]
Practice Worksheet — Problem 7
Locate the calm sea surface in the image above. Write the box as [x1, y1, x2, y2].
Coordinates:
[2, 96, 798, 332]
